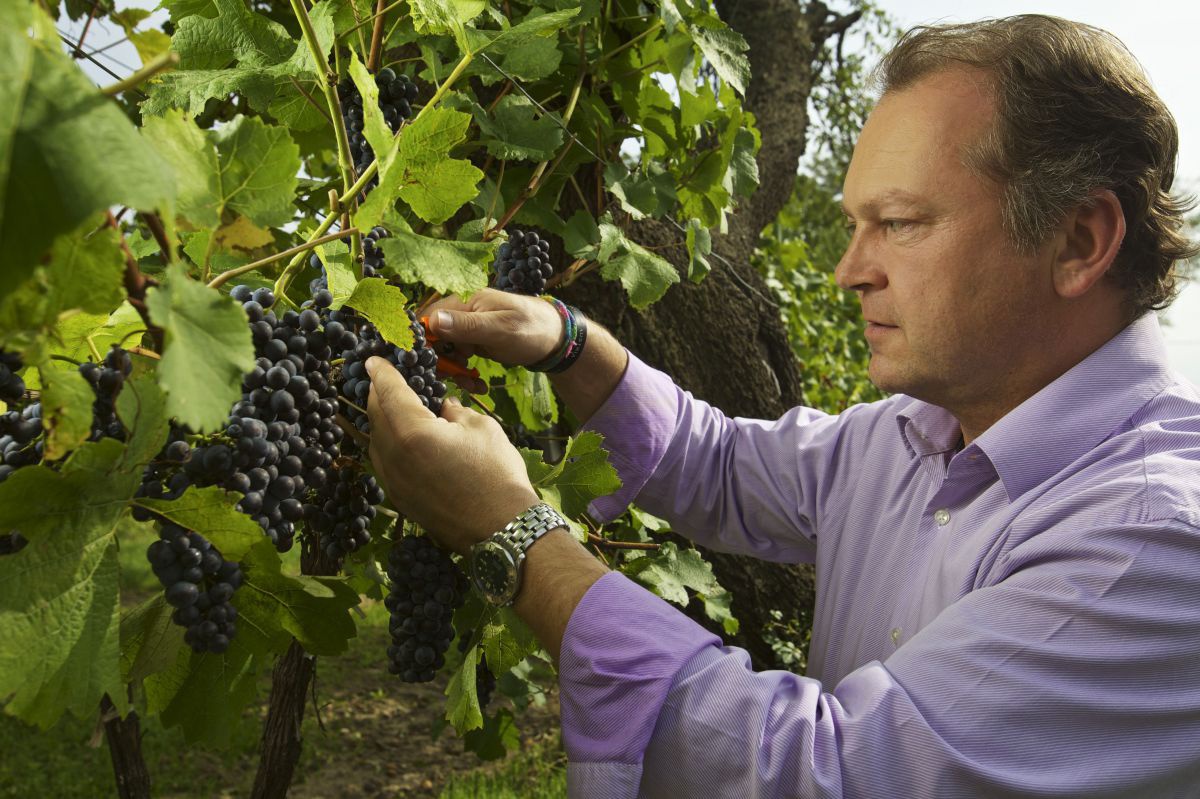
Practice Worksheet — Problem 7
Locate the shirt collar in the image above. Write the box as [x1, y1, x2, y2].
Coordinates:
[894, 313, 1175, 501]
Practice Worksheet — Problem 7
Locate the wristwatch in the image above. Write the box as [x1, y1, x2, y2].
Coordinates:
[468, 502, 568, 606]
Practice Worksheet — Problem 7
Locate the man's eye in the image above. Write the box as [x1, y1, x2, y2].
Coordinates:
[884, 219, 914, 234]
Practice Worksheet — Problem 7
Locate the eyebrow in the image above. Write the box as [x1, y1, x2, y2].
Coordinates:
[841, 189, 928, 216]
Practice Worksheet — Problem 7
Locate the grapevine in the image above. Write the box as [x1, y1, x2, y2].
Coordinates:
[1, 0, 749, 787]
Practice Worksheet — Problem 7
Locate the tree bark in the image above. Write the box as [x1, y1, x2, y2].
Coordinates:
[250, 541, 339, 799]
[251, 640, 315, 799]
[564, 1, 861, 669]
[102, 694, 151, 799]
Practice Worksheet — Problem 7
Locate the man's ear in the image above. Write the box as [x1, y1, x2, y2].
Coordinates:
[1052, 188, 1126, 299]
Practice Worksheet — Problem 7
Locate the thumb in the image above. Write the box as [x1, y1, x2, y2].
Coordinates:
[429, 308, 505, 345]
[365, 357, 431, 418]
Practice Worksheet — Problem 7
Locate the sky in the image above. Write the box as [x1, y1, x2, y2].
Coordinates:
[873, 1, 1200, 381]
[55, 0, 1199, 381]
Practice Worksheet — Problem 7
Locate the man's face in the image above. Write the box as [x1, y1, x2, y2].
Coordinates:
[836, 68, 1054, 409]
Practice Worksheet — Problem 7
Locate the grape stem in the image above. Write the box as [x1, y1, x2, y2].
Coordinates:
[108, 211, 164, 352]
[367, 0, 387, 72]
[288, 0, 356, 203]
[99, 51, 180, 97]
[207, 228, 360, 289]
[338, 0, 406, 42]
[586, 533, 661, 551]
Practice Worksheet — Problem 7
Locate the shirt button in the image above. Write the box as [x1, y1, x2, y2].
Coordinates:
[934, 508, 951, 526]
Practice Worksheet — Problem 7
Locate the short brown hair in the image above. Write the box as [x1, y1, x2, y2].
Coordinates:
[875, 14, 1197, 319]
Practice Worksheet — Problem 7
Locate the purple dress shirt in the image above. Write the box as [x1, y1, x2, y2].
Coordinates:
[558, 312, 1200, 798]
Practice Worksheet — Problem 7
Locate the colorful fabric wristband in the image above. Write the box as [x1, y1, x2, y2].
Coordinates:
[528, 298, 588, 373]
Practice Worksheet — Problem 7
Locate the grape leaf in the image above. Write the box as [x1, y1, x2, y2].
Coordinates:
[0, 439, 140, 728]
[119, 596, 186, 690]
[685, 217, 712, 283]
[211, 116, 301, 229]
[446, 642, 484, 733]
[377, 230, 495, 298]
[144, 634, 263, 747]
[237, 541, 362, 656]
[169, 0, 292, 70]
[466, 8, 580, 56]
[409, 0, 483, 48]
[729, 126, 760, 198]
[357, 106, 483, 228]
[39, 365, 94, 461]
[623, 541, 738, 634]
[0, 221, 127, 357]
[114, 371, 171, 471]
[144, 113, 300, 230]
[594, 222, 680, 308]
[462, 707, 520, 761]
[344, 278, 415, 350]
[688, 18, 750, 96]
[0, 2, 174, 298]
[563, 210, 600, 258]
[504, 367, 557, 432]
[133, 486, 265, 561]
[498, 34, 563, 82]
[348, 52, 396, 175]
[402, 158, 486, 224]
[481, 607, 539, 674]
[604, 161, 677, 220]
[475, 95, 564, 162]
[531, 431, 622, 518]
[309, 239, 358, 309]
[142, 110, 221, 228]
[146, 263, 257, 433]
[144, 0, 336, 120]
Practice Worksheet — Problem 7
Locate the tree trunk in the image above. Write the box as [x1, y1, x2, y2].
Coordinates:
[102, 694, 151, 799]
[250, 541, 339, 799]
[251, 641, 315, 799]
[564, 1, 861, 670]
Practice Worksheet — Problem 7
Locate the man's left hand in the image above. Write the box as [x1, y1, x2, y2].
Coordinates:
[364, 356, 541, 555]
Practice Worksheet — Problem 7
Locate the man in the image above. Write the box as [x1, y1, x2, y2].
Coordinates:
[365, 15, 1200, 798]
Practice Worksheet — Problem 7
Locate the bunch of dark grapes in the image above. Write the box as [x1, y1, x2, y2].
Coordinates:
[306, 467, 385, 560]
[339, 67, 418, 192]
[334, 307, 445, 433]
[0, 350, 26, 404]
[1, 346, 133, 486]
[458, 631, 496, 709]
[78, 346, 132, 442]
[493, 229, 554, 295]
[146, 521, 242, 654]
[385, 535, 469, 682]
[137, 286, 346, 553]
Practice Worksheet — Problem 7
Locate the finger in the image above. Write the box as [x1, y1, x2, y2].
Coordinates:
[365, 357, 434, 421]
[428, 307, 515, 349]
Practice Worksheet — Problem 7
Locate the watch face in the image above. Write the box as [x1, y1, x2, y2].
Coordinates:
[471, 540, 519, 605]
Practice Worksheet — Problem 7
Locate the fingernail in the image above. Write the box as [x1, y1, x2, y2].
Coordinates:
[435, 310, 454, 332]
[365, 357, 383, 377]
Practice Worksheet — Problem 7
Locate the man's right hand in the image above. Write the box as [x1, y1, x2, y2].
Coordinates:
[425, 288, 629, 424]
[424, 289, 563, 380]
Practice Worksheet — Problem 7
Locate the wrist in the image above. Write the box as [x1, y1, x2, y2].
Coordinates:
[527, 298, 587, 373]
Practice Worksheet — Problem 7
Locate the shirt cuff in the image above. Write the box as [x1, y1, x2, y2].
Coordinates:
[558, 571, 722, 766]
[580, 351, 681, 522]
